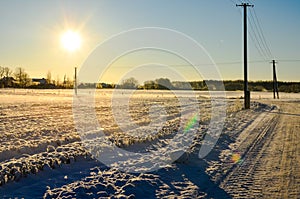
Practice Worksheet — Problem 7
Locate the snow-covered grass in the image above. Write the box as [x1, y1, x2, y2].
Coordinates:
[0, 89, 298, 198]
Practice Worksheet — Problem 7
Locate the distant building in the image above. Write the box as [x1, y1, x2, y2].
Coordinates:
[0, 76, 16, 87]
[32, 78, 46, 85]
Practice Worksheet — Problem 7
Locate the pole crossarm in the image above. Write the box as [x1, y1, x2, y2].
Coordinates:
[236, 3, 254, 8]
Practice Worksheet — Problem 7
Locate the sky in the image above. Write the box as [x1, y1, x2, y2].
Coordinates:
[0, 0, 299, 84]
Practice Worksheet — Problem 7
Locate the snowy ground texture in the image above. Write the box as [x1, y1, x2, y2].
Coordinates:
[0, 89, 299, 198]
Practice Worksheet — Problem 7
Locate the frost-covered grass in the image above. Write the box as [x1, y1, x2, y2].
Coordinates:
[0, 89, 294, 198]
[0, 142, 89, 186]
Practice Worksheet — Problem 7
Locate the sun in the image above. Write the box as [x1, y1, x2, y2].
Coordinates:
[61, 30, 82, 52]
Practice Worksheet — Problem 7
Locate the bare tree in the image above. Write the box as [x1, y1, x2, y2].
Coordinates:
[144, 80, 155, 89]
[0, 66, 13, 87]
[155, 78, 173, 90]
[56, 75, 60, 86]
[63, 74, 66, 87]
[65, 76, 73, 88]
[14, 67, 23, 84]
[46, 71, 52, 84]
[120, 77, 139, 89]
[14, 67, 30, 88]
[4, 67, 12, 78]
[22, 73, 31, 87]
[0, 66, 4, 78]
[0, 66, 12, 78]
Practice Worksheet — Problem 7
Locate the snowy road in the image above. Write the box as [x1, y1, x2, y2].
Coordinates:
[219, 100, 300, 198]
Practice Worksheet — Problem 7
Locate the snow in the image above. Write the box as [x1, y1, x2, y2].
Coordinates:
[0, 89, 299, 198]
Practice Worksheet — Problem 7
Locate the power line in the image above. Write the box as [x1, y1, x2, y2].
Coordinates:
[248, 10, 270, 59]
[234, 1, 273, 61]
[232, 1, 267, 61]
[109, 60, 268, 68]
[245, 0, 253, 5]
[248, 19, 269, 60]
[252, 8, 273, 58]
[229, 0, 238, 5]
[104, 59, 300, 69]
[246, 9, 271, 60]
[228, 0, 263, 59]
[246, 0, 273, 58]
[228, 0, 243, 15]
[277, 59, 300, 62]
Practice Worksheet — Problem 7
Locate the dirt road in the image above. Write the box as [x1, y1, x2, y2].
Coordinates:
[220, 100, 300, 198]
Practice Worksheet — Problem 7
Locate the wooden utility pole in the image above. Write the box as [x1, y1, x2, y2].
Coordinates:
[237, 3, 254, 109]
[272, 60, 279, 99]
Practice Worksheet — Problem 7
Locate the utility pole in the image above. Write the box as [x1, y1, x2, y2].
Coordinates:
[74, 67, 77, 95]
[237, 3, 254, 109]
[63, 74, 66, 88]
[271, 60, 279, 99]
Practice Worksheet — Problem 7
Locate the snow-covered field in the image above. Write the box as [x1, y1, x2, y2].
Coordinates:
[0, 89, 299, 198]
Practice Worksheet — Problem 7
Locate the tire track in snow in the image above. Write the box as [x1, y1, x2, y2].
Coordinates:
[219, 107, 280, 198]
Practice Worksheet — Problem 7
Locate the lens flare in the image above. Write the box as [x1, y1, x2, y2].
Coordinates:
[184, 114, 198, 133]
[231, 152, 243, 164]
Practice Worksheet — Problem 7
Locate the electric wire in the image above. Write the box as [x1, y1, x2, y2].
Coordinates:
[246, 0, 273, 58]
[248, 18, 269, 60]
[109, 60, 269, 68]
[250, 8, 273, 58]
[231, 0, 274, 61]
[249, 10, 269, 59]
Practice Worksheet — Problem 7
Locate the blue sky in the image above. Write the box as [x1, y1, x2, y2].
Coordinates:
[0, 0, 299, 83]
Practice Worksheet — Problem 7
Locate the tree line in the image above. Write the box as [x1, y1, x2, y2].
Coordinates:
[0, 66, 31, 88]
[115, 77, 300, 93]
[0, 66, 299, 93]
[0, 66, 74, 89]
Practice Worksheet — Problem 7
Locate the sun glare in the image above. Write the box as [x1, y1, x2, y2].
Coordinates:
[61, 30, 81, 52]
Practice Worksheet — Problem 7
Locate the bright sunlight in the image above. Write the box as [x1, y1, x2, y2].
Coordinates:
[60, 30, 82, 52]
